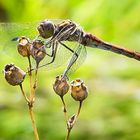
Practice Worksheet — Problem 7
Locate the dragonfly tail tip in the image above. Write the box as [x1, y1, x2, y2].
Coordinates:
[11, 37, 19, 41]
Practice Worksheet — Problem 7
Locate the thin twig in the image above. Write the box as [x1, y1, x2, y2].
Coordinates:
[65, 129, 71, 140]
[77, 101, 83, 117]
[33, 62, 39, 90]
[19, 83, 40, 140]
[19, 84, 29, 103]
[28, 106, 40, 140]
[60, 96, 68, 122]
[65, 101, 83, 140]
[27, 56, 32, 76]
[27, 56, 34, 103]
[27, 55, 40, 140]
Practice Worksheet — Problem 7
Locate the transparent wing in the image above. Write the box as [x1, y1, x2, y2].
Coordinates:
[0, 19, 67, 58]
[36, 21, 87, 75]
[37, 41, 87, 75]
[65, 43, 87, 76]
[0, 19, 70, 73]
[0, 20, 86, 75]
[0, 22, 38, 57]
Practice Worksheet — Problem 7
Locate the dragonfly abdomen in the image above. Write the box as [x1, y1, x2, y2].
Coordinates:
[82, 33, 140, 61]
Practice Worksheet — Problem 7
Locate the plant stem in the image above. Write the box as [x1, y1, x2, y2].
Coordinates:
[77, 101, 83, 117]
[28, 106, 40, 140]
[65, 128, 71, 140]
[19, 84, 40, 140]
[33, 62, 39, 90]
[60, 96, 68, 122]
[19, 84, 29, 103]
[27, 56, 40, 140]
[65, 101, 83, 140]
[27, 56, 34, 104]
[27, 56, 32, 76]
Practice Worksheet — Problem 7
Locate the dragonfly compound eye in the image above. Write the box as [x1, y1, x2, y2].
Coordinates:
[37, 20, 55, 39]
[3, 64, 26, 86]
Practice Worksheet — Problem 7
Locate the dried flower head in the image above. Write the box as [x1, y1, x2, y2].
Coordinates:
[53, 75, 69, 97]
[3, 64, 26, 86]
[71, 79, 88, 101]
[17, 36, 31, 57]
[31, 40, 46, 64]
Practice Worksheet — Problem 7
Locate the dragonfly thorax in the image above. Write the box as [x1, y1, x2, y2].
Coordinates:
[37, 20, 55, 39]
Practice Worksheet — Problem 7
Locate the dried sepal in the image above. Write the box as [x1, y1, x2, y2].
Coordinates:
[31, 40, 46, 64]
[71, 79, 88, 101]
[4, 64, 26, 86]
[53, 75, 69, 97]
[67, 114, 76, 129]
[17, 36, 32, 57]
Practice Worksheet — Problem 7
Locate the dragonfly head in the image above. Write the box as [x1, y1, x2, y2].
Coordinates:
[37, 20, 55, 39]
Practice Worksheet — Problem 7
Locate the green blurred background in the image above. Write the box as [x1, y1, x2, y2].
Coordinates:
[1, 0, 140, 140]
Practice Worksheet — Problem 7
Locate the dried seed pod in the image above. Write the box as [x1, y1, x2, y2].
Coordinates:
[71, 79, 88, 101]
[17, 36, 31, 57]
[53, 75, 69, 97]
[3, 64, 26, 86]
[31, 40, 46, 64]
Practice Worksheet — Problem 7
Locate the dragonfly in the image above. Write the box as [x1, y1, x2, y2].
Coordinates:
[0, 20, 86, 76]
[1, 19, 140, 77]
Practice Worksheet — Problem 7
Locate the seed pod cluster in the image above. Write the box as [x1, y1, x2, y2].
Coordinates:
[53, 76, 88, 102]
[16, 36, 46, 66]
[4, 64, 26, 86]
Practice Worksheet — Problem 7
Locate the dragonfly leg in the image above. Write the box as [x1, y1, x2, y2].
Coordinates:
[59, 41, 78, 57]
[39, 41, 58, 68]
[44, 42, 55, 57]
[63, 52, 79, 77]
[59, 42, 80, 77]
[33, 44, 52, 57]
[44, 24, 76, 46]
[40, 41, 56, 57]
[45, 39, 53, 48]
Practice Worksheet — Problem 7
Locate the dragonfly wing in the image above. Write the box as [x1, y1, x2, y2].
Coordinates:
[38, 22, 86, 74]
[0, 19, 69, 58]
[63, 42, 87, 76]
[37, 40, 76, 71]
[0, 22, 38, 57]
